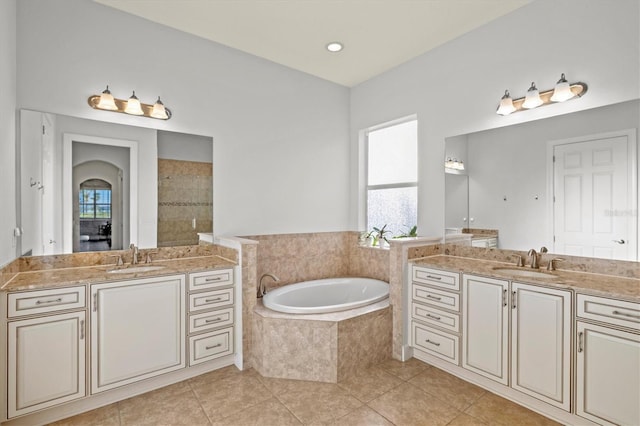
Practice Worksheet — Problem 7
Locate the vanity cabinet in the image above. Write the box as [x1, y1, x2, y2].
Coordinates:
[187, 269, 235, 366]
[575, 294, 640, 426]
[462, 275, 571, 411]
[410, 266, 461, 365]
[90, 275, 186, 394]
[6, 285, 87, 419]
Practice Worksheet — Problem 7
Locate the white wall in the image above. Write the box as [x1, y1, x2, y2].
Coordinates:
[350, 0, 640, 238]
[16, 0, 351, 239]
[0, 0, 17, 266]
[157, 131, 212, 163]
[465, 100, 639, 251]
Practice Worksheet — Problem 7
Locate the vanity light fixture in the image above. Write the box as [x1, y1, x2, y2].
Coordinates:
[445, 157, 465, 171]
[496, 74, 587, 116]
[88, 86, 172, 120]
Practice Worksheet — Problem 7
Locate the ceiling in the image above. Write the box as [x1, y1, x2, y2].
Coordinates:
[96, 0, 530, 87]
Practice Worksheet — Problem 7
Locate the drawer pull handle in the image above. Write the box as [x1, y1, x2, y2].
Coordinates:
[205, 297, 223, 303]
[205, 277, 223, 282]
[426, 294, 442, 301]
[425, 313, 442, 321]
[425, 339, 441, 347]
[206, 343, 222, 350]
[36, 297, 63, 305]
[502, 289, 507, 307]
[578, 331, 584, 353]
[612, 310, 640, 319]
[426, 275, 442, 280]
[205, 317, 223, 323]
[512, 291, 517, 309]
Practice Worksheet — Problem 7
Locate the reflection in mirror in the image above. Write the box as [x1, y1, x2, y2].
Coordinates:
[445, 100, 639, 261]
[18, 110, 213, 257]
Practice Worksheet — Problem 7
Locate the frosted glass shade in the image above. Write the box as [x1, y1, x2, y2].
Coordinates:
[124, 92, 144, 115]
[150, 97, 168, 119]
[97, 87, 118, 110]
[496, 91, 516, 115]
[522, 83, 543, 109]
[551, 81, 574, 102]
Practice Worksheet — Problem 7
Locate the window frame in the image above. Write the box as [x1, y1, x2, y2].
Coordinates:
[79, 188, 112, 220]
[364, 117, 418, 233]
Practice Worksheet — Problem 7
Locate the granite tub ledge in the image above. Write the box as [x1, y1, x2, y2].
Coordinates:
[411, 255, 640, 302]
[1, 255, 237, 292]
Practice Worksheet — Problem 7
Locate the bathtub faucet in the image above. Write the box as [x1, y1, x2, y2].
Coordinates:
[258, 273, 280, 298]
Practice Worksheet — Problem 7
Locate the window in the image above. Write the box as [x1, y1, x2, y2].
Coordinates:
[366, 119, 418, 236]
[79, 185, 112, 219]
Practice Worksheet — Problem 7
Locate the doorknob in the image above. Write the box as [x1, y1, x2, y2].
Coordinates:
[612, 239, 626, 244]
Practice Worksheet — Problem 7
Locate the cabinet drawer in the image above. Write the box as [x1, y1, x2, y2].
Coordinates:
[413, 267, 460, 291]
[577, 294, 640, 330]
[189, 327, 233, 366]
[412, 322, 459, 365]
[189, 269, 233, 291]
[412, 303, 460, 333]
[412, 284, 460, 312]
[8, 286, 86, 318]
[189, 288, 234, 312]
[189, 307, 234, 334]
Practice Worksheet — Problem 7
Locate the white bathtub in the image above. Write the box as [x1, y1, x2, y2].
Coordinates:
[262, 277, 389, 314]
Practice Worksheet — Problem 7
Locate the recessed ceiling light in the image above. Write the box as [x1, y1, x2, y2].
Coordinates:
[326, 42, 344, 53]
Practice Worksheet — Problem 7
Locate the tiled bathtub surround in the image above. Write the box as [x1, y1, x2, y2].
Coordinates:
[253, 300, 391, 382]
[157, 159, 213, 247]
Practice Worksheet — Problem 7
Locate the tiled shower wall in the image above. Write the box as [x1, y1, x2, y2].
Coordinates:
[157, 159, 213, 247]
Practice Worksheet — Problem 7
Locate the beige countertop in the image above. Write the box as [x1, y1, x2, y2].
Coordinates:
[412, 255, 640, 302]
[1, 256, 236, 292]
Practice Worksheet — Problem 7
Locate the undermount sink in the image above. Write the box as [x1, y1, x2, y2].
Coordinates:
[107, 265, 166, 274]
[492, 267, 555, 279]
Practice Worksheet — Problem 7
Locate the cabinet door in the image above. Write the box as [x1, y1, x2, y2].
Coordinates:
[91, 276, 186, 394]
[511, 283, 571, 411]
[462, 275, 509, 385]
[576, 322, 640, 426]
[8, 311, 86, 418]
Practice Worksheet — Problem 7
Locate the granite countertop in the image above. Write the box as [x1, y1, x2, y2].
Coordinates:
[412, 255, 640, 302]
[1, 256, 237, 292]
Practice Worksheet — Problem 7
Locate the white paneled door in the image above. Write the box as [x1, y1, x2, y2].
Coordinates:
[553, 131, 637, 260]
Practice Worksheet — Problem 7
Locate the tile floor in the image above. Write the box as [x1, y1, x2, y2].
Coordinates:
[50, 358, 560, 426]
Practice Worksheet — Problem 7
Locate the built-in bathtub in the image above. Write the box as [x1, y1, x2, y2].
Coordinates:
[263, 277, 389, 314]
[253, 277, 391, 383]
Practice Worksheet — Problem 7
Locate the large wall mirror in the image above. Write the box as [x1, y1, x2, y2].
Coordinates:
[18, 110, 213, 257]
[445, 99, 639, 261]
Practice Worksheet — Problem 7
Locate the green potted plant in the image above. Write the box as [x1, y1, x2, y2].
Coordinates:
[369, 224, 391, 248]
[395, 225, 418, 239]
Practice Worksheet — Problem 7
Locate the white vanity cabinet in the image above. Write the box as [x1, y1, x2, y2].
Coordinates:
[462, 275, 571, 411]
[410, 266, 461, 365]
[575, 294, 640, 426]
[90, 275, 186, 394]
[6, 287, 86, 418]
[187, 269, 235, 366]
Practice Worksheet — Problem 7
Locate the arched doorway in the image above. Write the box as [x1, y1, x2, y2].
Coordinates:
[73, 161, 123, 252]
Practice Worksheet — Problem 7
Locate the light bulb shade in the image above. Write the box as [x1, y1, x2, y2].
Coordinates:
[496, 90, 516, 115]
[150, 97, 169, 119]
[550, 74, 574, 102]
[522, 82, 543, 109]
[124, 91, 144, 115]
[97, 86, 118, 110]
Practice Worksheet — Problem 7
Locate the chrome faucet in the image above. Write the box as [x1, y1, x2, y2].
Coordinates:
[258, 273, 280, 298]
[527, 249, 539, 269]
[129, 243, 139, 265]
